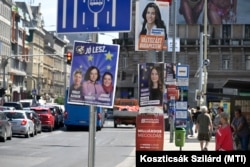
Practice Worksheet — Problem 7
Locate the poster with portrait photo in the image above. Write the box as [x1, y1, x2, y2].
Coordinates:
[67, 41, 120, 108]
[135, 0, 170, 51]
[139, 63, 164, 114]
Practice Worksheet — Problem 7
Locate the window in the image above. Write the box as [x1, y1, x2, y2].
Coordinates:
[245, 25, 250, 39]
[222, 25, 231, 45]
[222, 55, 230, 70]
[246, 55, 250, 70]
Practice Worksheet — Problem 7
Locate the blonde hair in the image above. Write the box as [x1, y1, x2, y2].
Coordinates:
[200, 106, 208, 113]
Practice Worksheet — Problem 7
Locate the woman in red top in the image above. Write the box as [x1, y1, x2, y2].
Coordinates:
[215, 112, 234, 151]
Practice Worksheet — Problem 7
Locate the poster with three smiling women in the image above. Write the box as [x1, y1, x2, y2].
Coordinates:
[67, 41, 120, 108]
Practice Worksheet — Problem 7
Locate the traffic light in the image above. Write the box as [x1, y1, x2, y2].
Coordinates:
[66, 52, 72, 65]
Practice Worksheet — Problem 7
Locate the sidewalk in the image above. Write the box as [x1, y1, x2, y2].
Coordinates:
[116, 131, 216, 167]
[164, 131, 215, 151]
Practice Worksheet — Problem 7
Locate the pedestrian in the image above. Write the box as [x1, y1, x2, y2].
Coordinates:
[195, 105, 213, 151]
[215, 112, 234, 151]
[193, 106, 201, 124]
[213, 106, 224, 135]
[231, 108, 250, 151]
[186, 105, 194, 138]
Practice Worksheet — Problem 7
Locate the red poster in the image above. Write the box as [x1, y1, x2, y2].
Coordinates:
[136, 114, 164, 151]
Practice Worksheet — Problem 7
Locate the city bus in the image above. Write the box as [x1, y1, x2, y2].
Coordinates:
[64, 89, 105, 131]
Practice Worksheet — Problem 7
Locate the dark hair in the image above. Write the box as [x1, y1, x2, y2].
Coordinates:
[140, 2, 167, 39]
[235, 108, 242, 115]
[149, 66, 163, 92]
[217, 106, 224, 112]
[84, 66, 101, 81]
[102, 71, 113, 82]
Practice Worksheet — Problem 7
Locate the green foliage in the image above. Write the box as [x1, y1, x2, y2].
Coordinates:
[54, 96, 64, 105]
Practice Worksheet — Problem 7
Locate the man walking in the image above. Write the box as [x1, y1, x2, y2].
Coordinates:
[195, 106, 213, 151]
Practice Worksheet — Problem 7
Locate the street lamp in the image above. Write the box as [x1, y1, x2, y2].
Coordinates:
[25, 75, 36, 101]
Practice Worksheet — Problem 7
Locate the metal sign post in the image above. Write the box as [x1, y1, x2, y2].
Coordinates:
[88, 105, 96, 167]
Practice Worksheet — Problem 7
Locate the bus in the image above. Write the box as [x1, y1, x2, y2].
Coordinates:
[64, 90, 105, 131]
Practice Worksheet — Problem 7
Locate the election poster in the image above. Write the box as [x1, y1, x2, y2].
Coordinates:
[138, 63, 164, 114]
[67, 41, 120, 108]
[136, 114, 164, 151]
[135, 0, 169, 51]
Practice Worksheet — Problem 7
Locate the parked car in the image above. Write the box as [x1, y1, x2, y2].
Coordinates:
[43, 105, 64, 128]
[30, 106, 55, 132]
[19, 99, 39, 110]
[0, 111, 12, 142]
[3, 110, 35, 138]
[0, 106, 15, 111]
[26, 110, 42, 135]
[3, 102, 23, 110]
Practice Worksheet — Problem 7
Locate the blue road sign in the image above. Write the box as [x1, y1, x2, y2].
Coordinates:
[57, 0, 132, 33]
[32, 89, 36, 95]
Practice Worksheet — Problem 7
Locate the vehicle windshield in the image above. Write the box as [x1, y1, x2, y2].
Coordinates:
[5, 112, 25, 119]
[21, 102, 30, 108]
[32, 110, 48, 114]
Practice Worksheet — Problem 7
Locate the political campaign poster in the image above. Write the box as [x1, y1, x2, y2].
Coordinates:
[136, 114, 164, 151]
[139, 63, 164, 114]
[67, 41, 120, 108]
[135, 0, 169, 51]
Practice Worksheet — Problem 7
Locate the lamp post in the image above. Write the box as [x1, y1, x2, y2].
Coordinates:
[37, 62, 43, 96]
[25, 75, 36, 102]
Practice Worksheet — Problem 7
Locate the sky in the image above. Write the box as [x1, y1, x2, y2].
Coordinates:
[29, 0, 118, 44]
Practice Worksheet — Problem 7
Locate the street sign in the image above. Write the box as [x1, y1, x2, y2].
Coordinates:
[57, 0, 132, 33]
[32, 89, 36, 95]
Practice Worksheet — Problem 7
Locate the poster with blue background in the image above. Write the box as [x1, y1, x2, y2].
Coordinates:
[68, 41, 120, 108]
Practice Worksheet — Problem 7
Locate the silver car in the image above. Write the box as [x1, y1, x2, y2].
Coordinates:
[0, 112, 12, 142]
[3, 110, 35, 138]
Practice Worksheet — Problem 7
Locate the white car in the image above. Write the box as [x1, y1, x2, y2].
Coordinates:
[3, 110, 35, 138]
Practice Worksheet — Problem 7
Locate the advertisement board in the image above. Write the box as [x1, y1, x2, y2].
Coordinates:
[135, 0, 169, 51]
[136, 114, 164, 151]
[67, 41, 120, 108]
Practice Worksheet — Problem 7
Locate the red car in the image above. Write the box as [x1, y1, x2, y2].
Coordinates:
[30, 107, 55, 132]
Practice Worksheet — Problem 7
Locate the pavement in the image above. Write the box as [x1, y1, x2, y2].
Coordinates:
[116, 131, 216, 167]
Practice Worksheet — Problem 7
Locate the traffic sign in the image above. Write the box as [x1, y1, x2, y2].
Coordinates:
[57, 0, 132, 33]
[32, 89, 36, 95]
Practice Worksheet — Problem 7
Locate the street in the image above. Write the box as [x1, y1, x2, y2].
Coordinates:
[0, 120, 136, 167]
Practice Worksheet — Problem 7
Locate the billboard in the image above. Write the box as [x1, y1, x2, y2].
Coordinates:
[67, 41, 120, 108]
[135, 0, 169, 51]
[177, 0, 250, 24]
